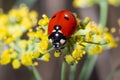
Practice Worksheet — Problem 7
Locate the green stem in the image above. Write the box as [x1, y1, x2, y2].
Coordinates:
[61, 61, 67, 80]
[79, 55, 98, 80]
[69, 65, 77, 80]
[29, 66, 42, 80]
[99, 1, 108, 30]
[9, 42, 21, 53]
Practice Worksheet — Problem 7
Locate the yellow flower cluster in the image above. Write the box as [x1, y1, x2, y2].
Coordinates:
[64, 17, 117, 64]
[0, 4, 38, 44]
[73, 0, 120, 8]
[0, 6, 117, 68]
[0, 5, 50, 69]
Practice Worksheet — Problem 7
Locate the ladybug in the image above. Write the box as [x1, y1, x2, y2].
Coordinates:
[48, 10, 77, 49]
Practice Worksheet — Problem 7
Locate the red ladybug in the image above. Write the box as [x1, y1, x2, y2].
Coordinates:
[48, 10, 77, 49]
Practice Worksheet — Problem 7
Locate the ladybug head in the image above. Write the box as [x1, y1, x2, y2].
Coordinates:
[48, 25, 66, 49]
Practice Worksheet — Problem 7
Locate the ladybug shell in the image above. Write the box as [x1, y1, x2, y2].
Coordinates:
[48, 10, 77, 37]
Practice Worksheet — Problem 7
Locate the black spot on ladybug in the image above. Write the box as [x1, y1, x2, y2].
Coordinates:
[52, 15, 56, 19]
[72, 26, 75, 30]
[64, 15, 69, 21]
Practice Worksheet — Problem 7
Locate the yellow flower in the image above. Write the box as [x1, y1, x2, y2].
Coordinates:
[72, 49, 83, 60]
[0, 50, 11, 65]
[54, 51, 61, 57]
[35, 29, 44, 38]
[38, 14, 49, 26]
[33, 61, 38, 66]
[104, 32, 117, 48]
[29, 11, 38, 26]
[10, 51, 18, 59]
[18, 40, 28, 50]
[37, 41, 48, 53]
[0, 14, 9, 25]
[35, 28, 48, 40]
[85, 32, 93, 42]
[5, 37, 15, 44]
[65, 55, 75, 64]
[21, 53, 33, 66]
[110, 27, 116, 33]
[20, 17, 33, 29]
[41, 53, 50, 62]
[41, 35, 48, 41]
[86, 21, 100, 34]
[29, 52, 40, 59]
[0, 29, 8, 40]
[9, 27, 23, 38]
[27, 31, 36, 40]
[12, 59, 21, 69]
[87, 45, 103, 55]
[8, 4, 29, 20]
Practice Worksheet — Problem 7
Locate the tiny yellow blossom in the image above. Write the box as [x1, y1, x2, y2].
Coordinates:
[12, 59, 21, 69]
[10, 51, 18, 59]
[110, 27, 116, 33]
[65, 55, 75, 64]
[21, 53, 33, 66]
[72, 49, 83, 60]
[33, 61, 38, 66]
[87, 45, 103, 55]
[29, 52, 40, 59]
[54, 51, 61, 57]
[20, 17, 33, 29]
[35, 29, 44, 39]
[41, 53, 50, 62]
[38, 14, 49, 26]
[0, 14, 9, 25]
[0, 29, 8, 40]
[104, 32, 117, 48]
[85, 32, 93, 42]
[29, 11, 38, 20]
[27, 31, 36, 40]
[0, 51, 11, 65]
[18, 40, 28, 50]
[5, 37, 15, 44]
[9, 27, 23, 38]
[37, 41, 48, 53]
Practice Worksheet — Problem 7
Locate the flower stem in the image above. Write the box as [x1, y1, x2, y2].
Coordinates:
[61, 61, 67, 80]
[29, 66, 42, 80]
[79, 55, 98, 80]
[99, 1, 108, 30]
[69, 64, 77, 80]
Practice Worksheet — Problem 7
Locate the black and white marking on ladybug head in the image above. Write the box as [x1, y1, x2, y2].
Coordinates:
[54, 25, 61, 31]
[49, 25, 66, 49]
